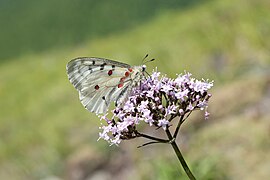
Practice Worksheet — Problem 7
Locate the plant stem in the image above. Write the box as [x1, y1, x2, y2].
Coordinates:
[173, 115, 184, 138]
[136, 131, 169, 143]
[165, 129, 196, 180]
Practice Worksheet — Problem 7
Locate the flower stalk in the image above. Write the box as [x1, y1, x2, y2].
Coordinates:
[166, 128, 196, 180]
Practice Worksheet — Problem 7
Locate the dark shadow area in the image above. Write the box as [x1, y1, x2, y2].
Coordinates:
[0, 0, 207, 62]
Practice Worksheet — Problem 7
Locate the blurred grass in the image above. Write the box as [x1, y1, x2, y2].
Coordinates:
[0, 0, 270, 179]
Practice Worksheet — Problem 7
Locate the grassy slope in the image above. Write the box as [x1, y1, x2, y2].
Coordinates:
[0, 0, 269, 179]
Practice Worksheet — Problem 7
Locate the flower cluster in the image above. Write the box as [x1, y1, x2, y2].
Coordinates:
[99, 70, 213, 145]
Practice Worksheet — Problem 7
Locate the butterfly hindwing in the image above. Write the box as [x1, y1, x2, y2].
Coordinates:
[79, 75, 131, 114]
[67, 57, 143, 114]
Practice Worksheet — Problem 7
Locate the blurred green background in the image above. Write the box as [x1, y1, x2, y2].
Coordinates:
[0, 0, 269, 179]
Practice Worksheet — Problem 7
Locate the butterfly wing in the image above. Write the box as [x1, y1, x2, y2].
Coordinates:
[67, 57, 140, 114]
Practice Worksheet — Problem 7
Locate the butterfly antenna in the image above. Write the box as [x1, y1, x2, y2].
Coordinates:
[142, 54, 155, 65]
[142, 54, 149, 64]
[141, 54, 155, 78]
[145, 58, 155, 64]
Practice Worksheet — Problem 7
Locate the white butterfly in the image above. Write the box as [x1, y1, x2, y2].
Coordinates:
[67, 57, 146, 114]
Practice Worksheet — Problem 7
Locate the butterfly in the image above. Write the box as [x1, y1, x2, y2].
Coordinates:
[66, 57, 148, 114]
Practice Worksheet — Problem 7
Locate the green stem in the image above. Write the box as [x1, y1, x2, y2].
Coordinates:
[165, 129, 196, 180]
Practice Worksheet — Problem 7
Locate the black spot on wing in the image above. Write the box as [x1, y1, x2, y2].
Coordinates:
[100, 63, 107, 70]
[88, 66, 93, 73]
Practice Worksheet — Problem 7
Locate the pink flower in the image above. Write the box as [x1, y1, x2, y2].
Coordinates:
[98, 70, 213, 145]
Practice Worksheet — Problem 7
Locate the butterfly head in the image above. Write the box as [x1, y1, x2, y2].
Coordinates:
[141, 55, 155, 75]
[142, 64, 146, 72]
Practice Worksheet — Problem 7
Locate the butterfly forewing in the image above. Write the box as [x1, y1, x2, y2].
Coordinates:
[67, 57, 144, 114]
